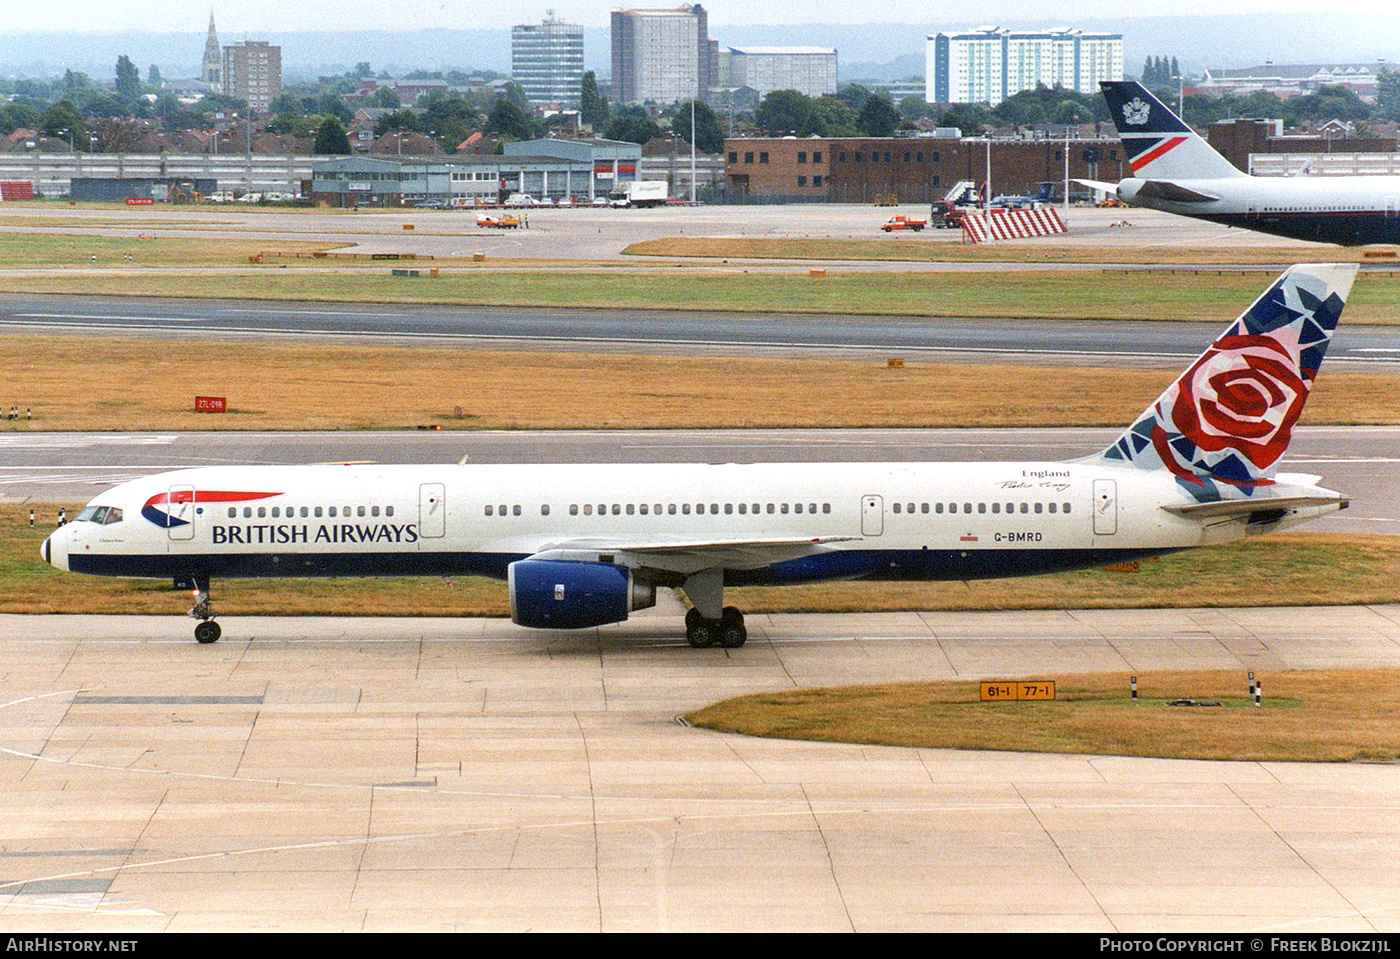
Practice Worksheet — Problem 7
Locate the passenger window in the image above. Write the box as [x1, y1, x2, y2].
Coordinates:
[682, 504, 691, 515]
[272, 507, 280, 518]
[935, 503, 944, 514]
[1020, 503, 1028, 514]
[738, 503, 747, 514]
[228, 507, 237, 518]
[258, 507, 267, 518]
[357, 506, 366, 518]
[371, 506, 380, 517]
[1035, 503, 1043, 513]
[977, 503, 986, 514]
[328, 507, 337, 517]
[725, 504, 733, 515]
[301, 507, 309, 518]
[612, 504, 621, 515]
[584, 504, 593, 515]
[781, 504, 789, 514]
[991, 503, 1000, 514]
[626, 504, 635, 515]
[315, 506, 323, 517]
[570, 505, 578, 516]
[893, 502, 902, 514]
[244, 507, 253, 518]
[710, 504, 718, 514]
[513, 505, 521, 516]
[668, 504, 676, 515]
[485, 505, 494, 516]
[1048, 503, 1057, 514]
[541, 505, 549, 516]
[1064, 503, 1072, 513]
[386, 506, 394, 517]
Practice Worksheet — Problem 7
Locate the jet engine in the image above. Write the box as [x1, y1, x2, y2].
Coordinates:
[507, 559, 656, 629]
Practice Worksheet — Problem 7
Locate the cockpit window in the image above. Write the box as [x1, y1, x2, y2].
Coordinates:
[74, 506, 123, 525]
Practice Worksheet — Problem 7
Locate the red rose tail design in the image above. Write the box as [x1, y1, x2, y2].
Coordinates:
[1094, 264, 1358, 491]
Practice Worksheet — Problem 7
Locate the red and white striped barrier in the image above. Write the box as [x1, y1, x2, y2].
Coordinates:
[961, 206, 1067, 243]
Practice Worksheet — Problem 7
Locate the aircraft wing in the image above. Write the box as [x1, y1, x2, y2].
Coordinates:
[1133, 179, 1221, 203]
[525, 535, 859, 576]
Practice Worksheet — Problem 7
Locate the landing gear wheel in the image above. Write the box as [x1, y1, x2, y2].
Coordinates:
[194, 620, 222, 644]
[719, 606, 747, 648]
[687, 619, 716, 648]
[686, 607, 702, 631]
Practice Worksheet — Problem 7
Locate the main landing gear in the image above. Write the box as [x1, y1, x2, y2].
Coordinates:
[685, 606, 747, 648]
[681, 568, 746, 648]
[188, 577, 221, 644]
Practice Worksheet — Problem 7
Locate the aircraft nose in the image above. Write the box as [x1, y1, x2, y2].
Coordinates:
[42, 526, 68, 571]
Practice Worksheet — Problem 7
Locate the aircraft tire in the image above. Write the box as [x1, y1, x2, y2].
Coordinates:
[194, 620, 221, 644]
[687, 620, 715, 648]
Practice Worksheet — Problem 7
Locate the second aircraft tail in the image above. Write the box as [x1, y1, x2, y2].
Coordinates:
[1100, 80, 1247, 181]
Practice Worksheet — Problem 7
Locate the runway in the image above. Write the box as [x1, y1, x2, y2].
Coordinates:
[2, 607, 1400, 931]
[4, 292, 1400, 368]
[3, 426, 1396, 535]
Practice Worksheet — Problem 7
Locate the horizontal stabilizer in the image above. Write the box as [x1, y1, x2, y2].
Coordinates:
[1162, 494, 1347, 519]
[1073, 178, 1119, 194]
[1134, 179, 1220, 203]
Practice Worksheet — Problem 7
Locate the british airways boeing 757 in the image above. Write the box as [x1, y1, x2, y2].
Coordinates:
[1086, 81, 1400, 245]
[44, 264, 1357, 646]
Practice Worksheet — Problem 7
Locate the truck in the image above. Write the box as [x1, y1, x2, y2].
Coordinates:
[880, 214, 927, 232]
[476, 213, 521, 229]
[609, 180, 668, 209]
[929, 200, 969, 229]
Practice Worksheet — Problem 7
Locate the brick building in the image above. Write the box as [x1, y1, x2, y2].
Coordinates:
[724, 135, 1125, 203]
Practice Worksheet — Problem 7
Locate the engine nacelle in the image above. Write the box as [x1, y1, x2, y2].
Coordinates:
[508, 559, 656, 630]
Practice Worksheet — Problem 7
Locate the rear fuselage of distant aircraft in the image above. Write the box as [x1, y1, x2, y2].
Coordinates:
[1092, 81, 1400, 246]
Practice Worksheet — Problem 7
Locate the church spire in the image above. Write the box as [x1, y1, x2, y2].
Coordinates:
[202, 11, 222, 89]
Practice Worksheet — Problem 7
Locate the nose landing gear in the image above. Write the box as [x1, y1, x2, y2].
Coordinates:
[187, 578, 221, 644]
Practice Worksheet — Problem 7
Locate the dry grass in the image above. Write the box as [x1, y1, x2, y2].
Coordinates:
[623, 235, 1388, 266]
[3, 333, 1399, 432]
[686, 669, 1400, 762]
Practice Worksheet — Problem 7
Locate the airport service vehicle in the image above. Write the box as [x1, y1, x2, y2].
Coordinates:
[929, 200, 969, 229]
[476, 214, 521, 229]
[881, 215, 927, 232]
[504, 193, 535, 207]
[43, 264, 1357, 647]
[609, 181, 668, 208]
[1083, 81, 1400, 245]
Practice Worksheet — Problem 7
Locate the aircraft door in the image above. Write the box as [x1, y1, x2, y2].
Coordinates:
[1092, 479, 1118, 535]
[419, 484, 446, 539]
[167, 484, 196, 541]
[861, 495, 884, 536]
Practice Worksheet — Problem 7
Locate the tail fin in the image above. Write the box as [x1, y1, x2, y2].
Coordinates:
[1100, 80, 1246, 180]
[1094, 264, 1358, 492]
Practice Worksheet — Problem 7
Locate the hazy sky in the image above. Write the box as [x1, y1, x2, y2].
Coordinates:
[18, 0, 1400, 33]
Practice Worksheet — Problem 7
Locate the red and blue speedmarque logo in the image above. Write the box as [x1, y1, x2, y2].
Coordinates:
[142, 490, 282, 528]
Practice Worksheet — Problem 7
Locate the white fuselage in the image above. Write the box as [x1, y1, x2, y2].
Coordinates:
[1117, 174, 1400, 245]
[43, 460, 1341, 587]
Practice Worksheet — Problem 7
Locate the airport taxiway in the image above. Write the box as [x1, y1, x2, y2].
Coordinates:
[2, 606, 1400, 931]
